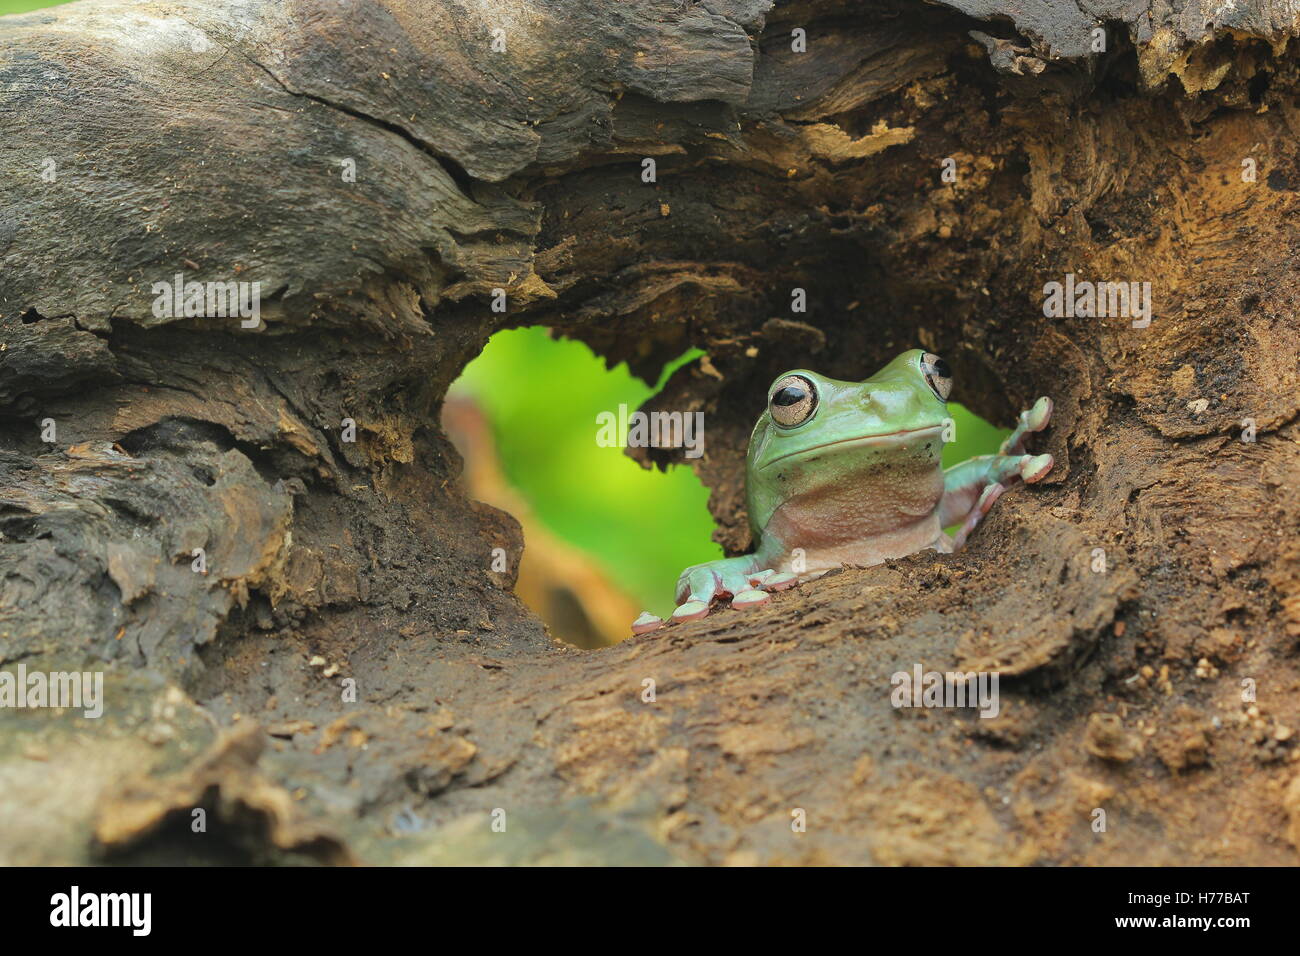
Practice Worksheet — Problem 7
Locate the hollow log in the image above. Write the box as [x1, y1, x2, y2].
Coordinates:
[1, 0, 1299, 864]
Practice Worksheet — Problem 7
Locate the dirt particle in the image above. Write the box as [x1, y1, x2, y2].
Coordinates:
[1084, 712, 1142, 762]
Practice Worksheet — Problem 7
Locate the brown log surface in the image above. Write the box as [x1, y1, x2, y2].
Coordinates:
[1, 0, 1299, 864]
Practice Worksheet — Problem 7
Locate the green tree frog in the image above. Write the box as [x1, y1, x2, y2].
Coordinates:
[632, 349, 1053, 634]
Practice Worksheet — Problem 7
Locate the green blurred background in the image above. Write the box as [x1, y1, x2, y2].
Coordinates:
[2, 0, 1007, 640]
[449, 328, 717, 620]
[1, 0, 70, 12]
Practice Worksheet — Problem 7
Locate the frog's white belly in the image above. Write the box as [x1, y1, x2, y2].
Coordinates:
[761, 465, 947, 577]
[768, 510, 947, 579]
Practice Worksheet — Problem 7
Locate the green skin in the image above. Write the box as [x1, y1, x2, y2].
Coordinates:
[632, 349, 1054, 633]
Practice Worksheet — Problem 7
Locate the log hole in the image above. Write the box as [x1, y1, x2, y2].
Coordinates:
[441, 326, 1009, 648]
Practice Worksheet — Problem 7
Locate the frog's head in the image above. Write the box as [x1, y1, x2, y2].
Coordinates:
[745, 349, 953, 537]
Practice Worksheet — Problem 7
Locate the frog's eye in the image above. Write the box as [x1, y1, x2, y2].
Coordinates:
[921, 352, 952, 401]
[769, 374, 818, 428]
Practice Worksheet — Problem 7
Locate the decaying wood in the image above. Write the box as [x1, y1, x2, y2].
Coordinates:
[1, 0, 1299, 864]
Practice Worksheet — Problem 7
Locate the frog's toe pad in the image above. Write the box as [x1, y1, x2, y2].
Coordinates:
[731, 589, 770, 610]
[1020, 453, 1054, 483]
[1026, 397, 1053, 432]
[670, 600, 710, 624]
[763, 571, 800, 591]
[631, 611, 665, 635]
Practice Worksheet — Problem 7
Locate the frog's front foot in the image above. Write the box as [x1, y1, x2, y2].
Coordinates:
[631, 611, 668, 635]
[1000, 397, 1053, 456]
[630, 558, 798, 634]
[671, 566, 800, 624]
[940, 396, 1055, 550]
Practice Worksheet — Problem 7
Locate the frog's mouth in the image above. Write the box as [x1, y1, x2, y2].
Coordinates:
[761, 423, 946, 468]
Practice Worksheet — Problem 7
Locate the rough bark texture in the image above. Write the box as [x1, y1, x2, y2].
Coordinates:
[2, 0, 1299, 864]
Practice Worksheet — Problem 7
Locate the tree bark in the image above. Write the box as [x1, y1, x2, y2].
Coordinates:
[2, 0, 1299, 864]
